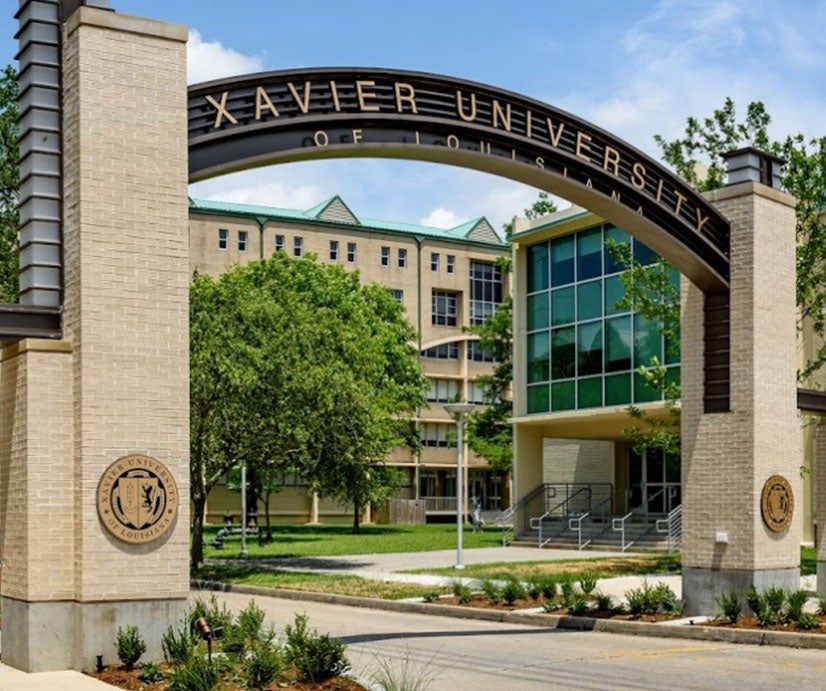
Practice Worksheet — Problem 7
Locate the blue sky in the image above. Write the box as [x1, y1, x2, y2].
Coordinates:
[3, 1, 824, 231]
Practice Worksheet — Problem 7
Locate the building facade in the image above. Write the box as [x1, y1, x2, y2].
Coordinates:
[188, 195, 509, 524]
[510, 205, 816, 546]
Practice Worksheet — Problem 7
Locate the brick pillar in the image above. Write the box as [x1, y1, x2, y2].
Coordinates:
[1, 8, 190, 671]
[681, 182, 799, 614]
[816, 423, 826, 588]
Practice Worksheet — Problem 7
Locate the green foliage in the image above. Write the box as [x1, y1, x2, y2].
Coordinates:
[797, 613, 819, 630]
[189, 595, 232, 634]
[116, 625, 147, 671]
[715, 589, 741, 623]
[138, 662, 164, 684]
[501, 575, 527, 605]
[593, 591, 615, 613]
[0, 65, 19, 303]
[653, 582, 681, 614]
[624, 580, 678, 616]
[284, 613, 350, 683]
[538, 575, 557, 601]
[745, 586, 762, 617]
[559, 576, 578, 606]
[578, 571, 598, 596]
[235, 600, 266, 641]
[787, 588, 809, 623]
[566, 596, 590, 616]
[817, 596, 826, 616]
[167, 649, 219, 691]
[244, 639, 285, 689]
[162, 623, 198, 666]
[656, 99, 826, 381]
[368, 646, 440, 691]
[480, 578, 502, 604]
[422, 591, 441, 603]
[764, 586, 786, 620]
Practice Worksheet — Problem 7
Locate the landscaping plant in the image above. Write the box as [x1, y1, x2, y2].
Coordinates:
[578, 571, 598, 596]
[166, 648, 219, 691]
[501, 575, 527, 606]
[285, 613, 351, 683]
[244, 639, 285, 689]
[138, 662, 164, 684]
[162, 622, 198, 665]
[715, 589, 741, 624]
[116, 625, 147, 671]
[480, 578, 502, 605]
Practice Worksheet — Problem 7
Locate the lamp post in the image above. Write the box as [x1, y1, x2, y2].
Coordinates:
[444, 402, 475, 570]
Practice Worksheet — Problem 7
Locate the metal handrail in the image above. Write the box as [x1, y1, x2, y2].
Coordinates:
[569, 512, 591, 550]
[531, 486, 591, 547]
[655, 504, 683, 552]
[612, 512, 634, 552]
[495, 506, 515, 546]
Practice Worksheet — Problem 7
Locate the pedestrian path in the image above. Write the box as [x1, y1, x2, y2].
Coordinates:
[0, 664, 117, 690]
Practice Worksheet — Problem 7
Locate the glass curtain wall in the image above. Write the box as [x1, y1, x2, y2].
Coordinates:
[526, 224, 680, 414]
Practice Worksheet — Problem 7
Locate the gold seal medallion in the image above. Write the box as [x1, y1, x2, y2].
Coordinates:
[97, 455, 179, 544]
[760, 475, 794, 533]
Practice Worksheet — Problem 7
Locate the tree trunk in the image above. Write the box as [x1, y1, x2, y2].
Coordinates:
[263, 490, 273, 543]
[191, 494, 207, 568]
[352, 498, 361, 535]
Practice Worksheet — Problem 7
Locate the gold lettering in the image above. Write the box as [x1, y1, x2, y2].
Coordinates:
[480, 141, 491, 155]
[255, 87, 279, 120]
[288, 81, 312, 114]
[492, 99, 512, 131]
[563, 166, 568, 177]
[526, 110, 533, 139]
[394, 82, 418, 113]
[546, 118, 565, 147]
[456, 90, 477, 122]
[576, 132, 592, 162]
[637, 205, 645, 215]
[603, 146, 620, 176]
[535, 156, 544, 169]
[656, 178, 664, 202]
[313, 130, 329, 146]
[352, 129, 363, 143]
[696, 208, 710, 233]
[674, 190, 687, 215]
[447, 134, 460, 149]
[631, 162, 647, 190]
[511, 149, 516, 160]
[330, 81, 341, 112]
[415, 131, 421, 145]
[611, 190, 621, 202]
[356, 80, 380, 112]
[586, 178, 593, 188]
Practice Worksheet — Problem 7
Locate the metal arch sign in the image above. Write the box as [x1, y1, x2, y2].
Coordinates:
[188, 67, 730, 291]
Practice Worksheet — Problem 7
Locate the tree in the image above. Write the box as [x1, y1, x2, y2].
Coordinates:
[655, 98, 826, 380]
[466, 194, 557, 508]
[0, 65, 19, 303]
[189, 254, 427, 561]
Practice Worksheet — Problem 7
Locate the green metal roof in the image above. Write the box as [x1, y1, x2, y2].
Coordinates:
[189, 197, 506, 247]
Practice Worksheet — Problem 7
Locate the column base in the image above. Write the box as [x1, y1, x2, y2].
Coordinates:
[817, 562, 826, 594]
[682, 566, 800, 615]
[1, 597, 188, 672]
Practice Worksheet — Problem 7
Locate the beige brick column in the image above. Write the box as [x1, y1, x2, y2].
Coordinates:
[681, 182, 799, 614]
[815, 423, 826, 587]
[1, 8, 189, 672]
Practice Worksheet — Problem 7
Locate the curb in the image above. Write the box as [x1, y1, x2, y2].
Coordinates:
[191, 580, 826, 651]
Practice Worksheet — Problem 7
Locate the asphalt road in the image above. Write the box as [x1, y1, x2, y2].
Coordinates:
[208, 591, 826, 691]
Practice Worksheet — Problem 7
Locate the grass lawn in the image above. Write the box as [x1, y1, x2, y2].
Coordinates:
[802, 546, 816, 576]
[203, 523, 503, 560]
[194, 563, 449, 600]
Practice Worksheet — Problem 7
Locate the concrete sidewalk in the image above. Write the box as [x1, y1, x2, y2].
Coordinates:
[0, 664, 118, 690]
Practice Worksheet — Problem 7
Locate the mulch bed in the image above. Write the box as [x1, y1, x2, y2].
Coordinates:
[90, 664, 366, 690]
[704, 615, 826, 634]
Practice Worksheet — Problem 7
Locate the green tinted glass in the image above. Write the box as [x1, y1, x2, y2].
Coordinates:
[577, 227, 602, 280]
[634, 371, 662, 403]
[577, 279, 602, 321]
[527, 384, 550, 414]
[604, 274, 627, 316]
[605, 373, 631, 406]
[527, 292, 549, 331]
[604, 225, 631, 274]
[577, 321, 603, 376]
[578, 376, 603, 408]
[527, 332, 549, 383]
[551, 327, 576, 380]
[634, 314, 662, 367]
[527, 243, 549, 292]
[605, 316, 632, 372]
[552, 381, 576, 411]
[551, 235, 575, 287]
[551, 286, 575, 325]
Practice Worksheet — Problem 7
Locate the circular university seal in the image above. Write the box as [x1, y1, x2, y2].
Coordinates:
[97, 455, 179, 545]
[760, 474, 794, 533]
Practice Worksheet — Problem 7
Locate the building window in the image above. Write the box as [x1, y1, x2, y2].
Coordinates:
[293, 237, 303, 257]
[390, 289, 404, 304]
[218, 228, 228, 250]
[468, 380, 488, 404]
[381, 246, 390, 267]
[238, 230, 248, 252]
[347, 242, 356, 263]
[432, 290, 458, 326]
[422, 343, 459, 360]
[470, 261, 504, 325]
[468, 340, 497, 363]
[329, 240, 339, 261]
[275, 234, 285, 252]
[524, 223, 680, 416]
[447, 255, 456, 274]
[431, 252, 440, 272]
[398, 248, 407, 268]
[427, 378, 459, 403]
[421, 422, 451, 447]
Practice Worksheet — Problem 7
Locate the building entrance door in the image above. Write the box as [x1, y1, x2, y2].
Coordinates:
[628, 448, 681, 515]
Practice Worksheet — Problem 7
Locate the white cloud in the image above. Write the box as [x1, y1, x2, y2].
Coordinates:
[203, 181, 323, 210]
[419, 207, 465, 229]
[187, 30, 264, 84]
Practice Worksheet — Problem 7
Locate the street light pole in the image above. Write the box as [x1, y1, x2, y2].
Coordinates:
[444, 402, 475, 570]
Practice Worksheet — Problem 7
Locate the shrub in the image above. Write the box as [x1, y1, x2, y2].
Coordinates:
[457, 585, 473, 604]
[189, 594, 232, 634]
[653, 582, 681, 614]
[116, 625, 147, 671]
[745, 585, 761, 616]
[817, 596, 826, 616]
[593, 591, 615, 613]
[422, 591, 441, 603]
[538, 575, 557, 601]
[501, 575, 527, 606]
[567, 596, 590, 616]
[369, 647, 439, 691]
[764, 586, 786, 620]
[245, 640, 285, 689]
[284, 613, 350, 683]
[542, 600, 563, 612]
[236, 600, 266, 641]
[559, 576, 576, 604]
[162, 623, 198, 666]
[786, 589, 809, 623]
[715, 589, 741, 624]
[526, 573, 542, 601]
[450, 579, 465, 598]
[167, 649, 219, 691]
[480, 578, 502, 605]
[139, 662, 164, 684]
[625, 581, 659, 616]
[797, 613, 819, 630]
[578, 571, 598, 596]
